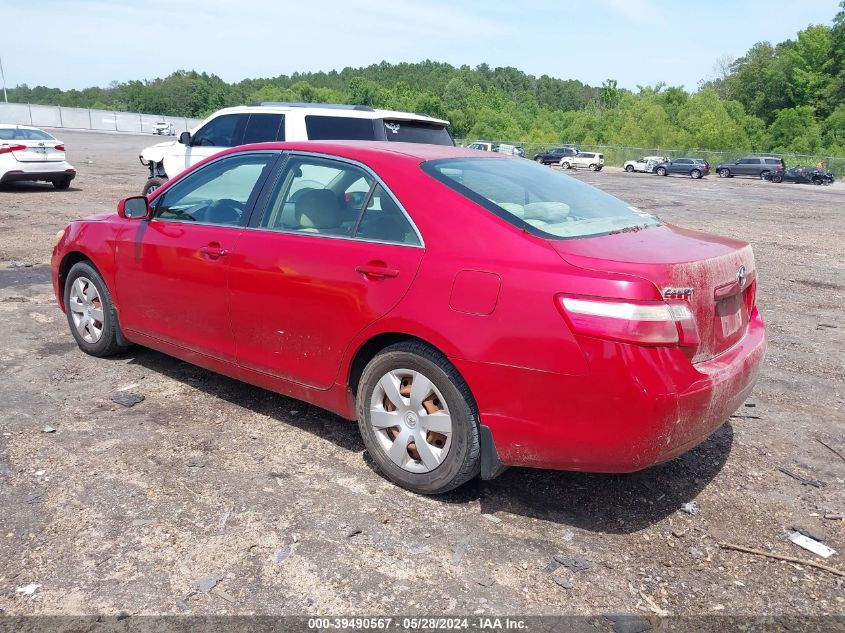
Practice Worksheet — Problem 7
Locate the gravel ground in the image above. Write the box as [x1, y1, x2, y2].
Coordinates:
[0, 131, 843, 620]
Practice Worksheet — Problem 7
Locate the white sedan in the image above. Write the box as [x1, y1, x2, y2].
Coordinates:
[0, 125, 76, 189]
[623, 155, 669, 173]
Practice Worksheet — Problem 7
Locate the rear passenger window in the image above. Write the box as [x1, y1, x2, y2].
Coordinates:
[305, 116, 376, 140]
[242, 114, 285, 144]
[354, 185, 420, 245]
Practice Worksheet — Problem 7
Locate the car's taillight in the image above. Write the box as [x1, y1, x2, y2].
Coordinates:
[556, 294, 699, 347]
[54, 144, 65, 151]
[0, 144, 26, 155]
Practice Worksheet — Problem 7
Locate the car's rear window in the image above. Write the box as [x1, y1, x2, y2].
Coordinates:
[0, 127, 55, 140]
[305, 116, 376, 141]
[382, 120, 453, 146]
[422, 157, 660, 240]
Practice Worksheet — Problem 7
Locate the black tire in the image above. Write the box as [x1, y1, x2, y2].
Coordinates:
[759, 171, 769, 180]
[625, 165, 634, 172]
[142, 176, 167, 196]
[53, 177, 72, 190]
[718, 168, 730, 178]
[691, 169, 702, 179]
[561, 162, 571, 169]
[356, 341, 480, 494]
[588, 163, 597, 171]
[772, 174, 783, 183]
[63, 261, 130, 357]
[812, 177, 823, 186]
[535, 156, 544, 163]
[656, 167, 667, 176]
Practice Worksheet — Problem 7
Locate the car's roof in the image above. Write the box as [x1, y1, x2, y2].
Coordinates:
[233, 140, 510, 163]
[210, 104, 449, 126]
[0, 124, 48, 131]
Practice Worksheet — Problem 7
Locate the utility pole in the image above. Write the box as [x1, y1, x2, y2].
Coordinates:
[0, 55, 7, 103]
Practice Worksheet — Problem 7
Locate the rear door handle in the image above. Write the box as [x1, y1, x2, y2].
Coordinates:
[356, 264, 400, 279]
[200, 242, 228, 259]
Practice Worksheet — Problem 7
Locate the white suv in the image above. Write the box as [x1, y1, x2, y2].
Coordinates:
[559, 152, 604, 171]
[139, 103, 452, 195]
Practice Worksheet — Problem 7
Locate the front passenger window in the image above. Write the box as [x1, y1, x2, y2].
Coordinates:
[154, 153, 274, 226]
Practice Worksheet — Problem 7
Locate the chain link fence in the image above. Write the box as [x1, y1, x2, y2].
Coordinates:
[0, 102, 201, 136]
[457, 139, 845, 178]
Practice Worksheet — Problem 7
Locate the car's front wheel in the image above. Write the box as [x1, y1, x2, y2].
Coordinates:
[356, 341, 480, 494]
[691, 169, 702, 179]
[812, 176, 823, 185]
[718, 168, 730, 178]
[535, 156, 544, 163]
[625, 165, 634, 172]
[656, 167, 667, 176]
[561, 162, 571, 169]
[142, 176, 166, 196]
[64, 261, 130, 357]
[771, 174, 784, 183]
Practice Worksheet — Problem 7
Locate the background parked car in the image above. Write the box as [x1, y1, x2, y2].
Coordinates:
[559, 152, 604, 171]
[139, 102, 453, 195]
[152, 122, 175, 136]
[467, 141, 520, 156]
[764, 165, 834, 185]
[624, 156, 669, 173]
[533, 146, 578, 164]
[716, 156, 785, 179]
[653, 158, 709, 179]
[0, 124, 76, 190]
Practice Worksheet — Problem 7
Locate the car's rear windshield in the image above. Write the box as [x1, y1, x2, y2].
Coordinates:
[422, 157, 660, 239]
[383, 120, 453, 146]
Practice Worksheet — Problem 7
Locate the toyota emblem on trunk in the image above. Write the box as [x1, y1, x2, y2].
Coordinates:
[737, 265, 747, 288]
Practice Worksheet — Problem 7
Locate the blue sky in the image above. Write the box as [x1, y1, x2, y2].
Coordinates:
[2, 0, 841, 91]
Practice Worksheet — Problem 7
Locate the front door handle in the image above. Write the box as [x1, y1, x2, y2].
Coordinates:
[356, 264, 400, 279]
[200, 242, 228, 259]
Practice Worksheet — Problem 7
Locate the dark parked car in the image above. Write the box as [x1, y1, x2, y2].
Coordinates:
[533, 146, 578, 164]
[653, 158, 710, 179]
[763, 165, 834, 185]
[716, 156, 785, 179]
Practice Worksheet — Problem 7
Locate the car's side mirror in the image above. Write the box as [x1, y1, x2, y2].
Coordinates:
[118, 196, 151, 220]
[179, 131, 191, 145]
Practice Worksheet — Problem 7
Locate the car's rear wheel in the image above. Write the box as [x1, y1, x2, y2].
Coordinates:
[656, 167, 667, 176]
[53, 177, 72, 190]
[64, 262, 130, 357]
[142, 176, 166, 196]
[772, 174, 783, 183]
[625, 165, 634, 172]
[718, 168, 730, 178]
[691, 169, 702, 179]
[356, 341, 480, 494]
[588, 164, 597, 171]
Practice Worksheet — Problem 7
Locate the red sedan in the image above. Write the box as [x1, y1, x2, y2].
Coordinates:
[51, 142, 766, 494]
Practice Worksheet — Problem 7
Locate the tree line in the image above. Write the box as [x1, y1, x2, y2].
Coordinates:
[8, 3, 845, 156]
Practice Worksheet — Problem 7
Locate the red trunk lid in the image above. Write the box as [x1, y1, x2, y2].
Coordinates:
[551, 225, 757, 362]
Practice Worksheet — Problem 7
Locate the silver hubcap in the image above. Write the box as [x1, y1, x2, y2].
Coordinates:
[69, 277, 104, 343]
[370, 369, 453, 473]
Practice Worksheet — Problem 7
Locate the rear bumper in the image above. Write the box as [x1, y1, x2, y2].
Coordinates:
[1, 165, 76, 184]
[454, 308, 766, 473]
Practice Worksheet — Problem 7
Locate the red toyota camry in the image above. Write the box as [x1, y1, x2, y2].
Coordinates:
[51, 142, 766, 494]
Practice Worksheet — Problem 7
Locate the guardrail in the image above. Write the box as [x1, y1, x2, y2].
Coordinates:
[0, 102, 202, 135]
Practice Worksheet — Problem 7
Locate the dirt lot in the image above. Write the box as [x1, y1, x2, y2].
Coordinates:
[0, 131, 843, 620]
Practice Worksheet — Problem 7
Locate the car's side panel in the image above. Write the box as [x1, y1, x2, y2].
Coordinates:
[113, 221, 242, 362]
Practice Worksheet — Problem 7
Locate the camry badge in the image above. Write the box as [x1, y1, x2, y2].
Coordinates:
[663, 287, 694, 300]
[737, 265, 747, 288]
